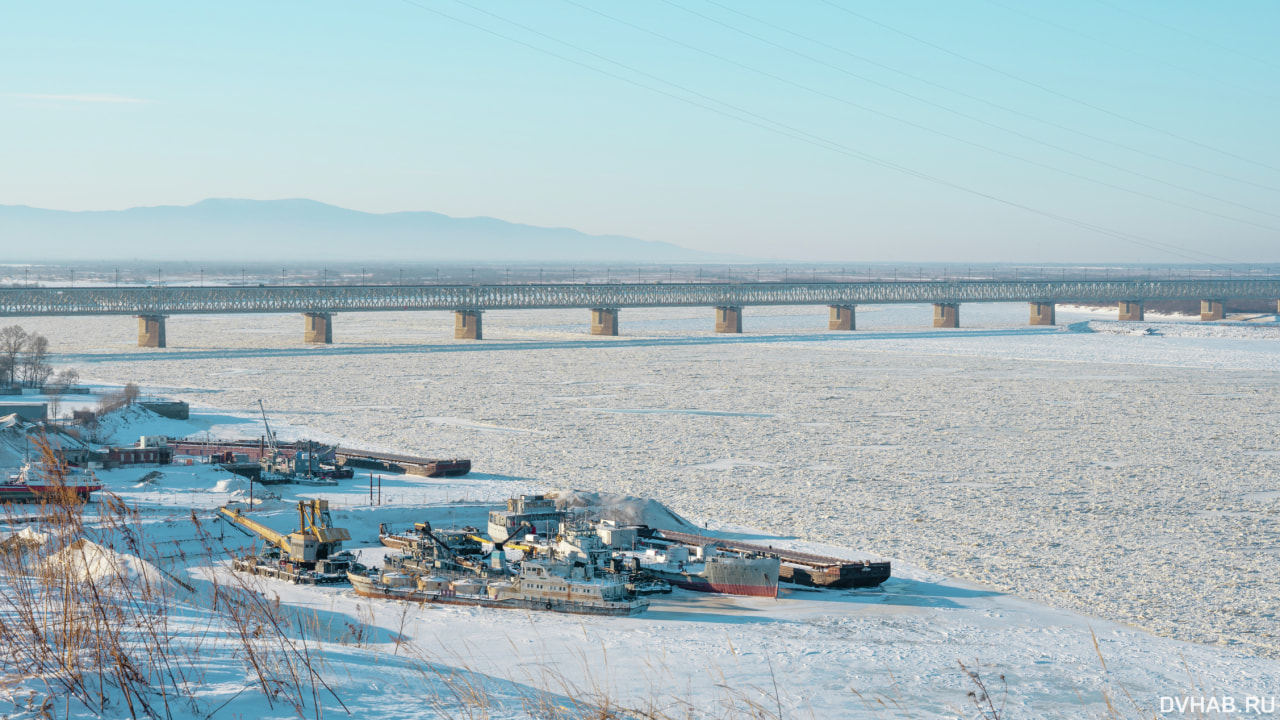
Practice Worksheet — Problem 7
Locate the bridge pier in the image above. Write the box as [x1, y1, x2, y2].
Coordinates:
[590, 308, 618, 336]
[932, 303, 959, 328]
[828, 305, 855, 331]
[137, 315, 166, 348]
[1029, 302, 1055, 326]
[1200, 300, 1224, 321]
[303, 312, 333, 344]
[454, 310, 482, 340]
[715, 306, 742, 333]
[1118, 300, 1144, 321]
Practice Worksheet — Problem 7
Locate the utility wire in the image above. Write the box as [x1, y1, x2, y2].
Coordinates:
[397, 0, 1238, 265]
[1090, 0, 1280, 73]
[637, 0, 1280, 229]
[818, 0, 1280, 176]
[983, 0, 1280, 105]
[698, 0, 1280, 196]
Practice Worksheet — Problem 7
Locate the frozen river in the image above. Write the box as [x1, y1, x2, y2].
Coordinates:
[32, 301, 1280, 662]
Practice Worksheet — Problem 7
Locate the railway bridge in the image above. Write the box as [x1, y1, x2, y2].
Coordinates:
[1, 280, 1277, 347]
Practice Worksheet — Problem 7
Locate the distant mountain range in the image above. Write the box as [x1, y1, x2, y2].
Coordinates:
[0, 199, 738, 262]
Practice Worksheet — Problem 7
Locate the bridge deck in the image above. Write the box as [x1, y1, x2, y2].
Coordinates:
[1, 280, 1277, 317]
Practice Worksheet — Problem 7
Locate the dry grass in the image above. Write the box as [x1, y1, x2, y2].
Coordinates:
[0, 436, 1189, 719]
[0, 436, 344, 719]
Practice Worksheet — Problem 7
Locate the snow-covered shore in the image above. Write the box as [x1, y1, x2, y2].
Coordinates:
[9, 301, 1279, 716]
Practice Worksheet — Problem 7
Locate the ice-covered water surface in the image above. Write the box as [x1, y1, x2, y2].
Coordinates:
[32, 304, 1280, 660]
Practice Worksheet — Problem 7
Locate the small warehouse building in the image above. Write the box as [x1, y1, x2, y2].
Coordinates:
[105, 437, 173, 467]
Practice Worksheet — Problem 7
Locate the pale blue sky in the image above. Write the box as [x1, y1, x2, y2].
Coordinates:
[2, 1, 1277, 262]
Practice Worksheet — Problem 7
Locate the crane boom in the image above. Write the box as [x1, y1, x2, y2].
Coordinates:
[219, 506, 287, 551]
[258, 399, 280, 458]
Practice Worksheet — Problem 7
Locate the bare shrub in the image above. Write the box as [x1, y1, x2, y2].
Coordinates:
[97, 382, 140, 416]
[0, 435, 347, 719]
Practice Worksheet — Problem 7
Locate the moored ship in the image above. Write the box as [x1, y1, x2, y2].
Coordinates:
[652, 529, 891, 589]
[487, 494, 568, 543]
[635, 544, 780, 597]
[348, 561, 649, 616]
[0, 462, 103, 503]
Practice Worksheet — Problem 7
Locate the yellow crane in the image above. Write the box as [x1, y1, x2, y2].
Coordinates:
[219, 499, 351, 566]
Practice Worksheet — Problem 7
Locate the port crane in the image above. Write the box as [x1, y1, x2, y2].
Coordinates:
[219, 499, 352, 571]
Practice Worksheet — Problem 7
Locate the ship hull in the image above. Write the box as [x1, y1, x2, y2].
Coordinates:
[780, 562, 892, 589]
[231, 557, 349, 585]
[662, 576, 777, 597]
[380, 534, 414, 551]
[644, 557, 780, 597]
[654, 529, 892, 590]
[348, 573, 648, 616]
[0, 485, 101, 503]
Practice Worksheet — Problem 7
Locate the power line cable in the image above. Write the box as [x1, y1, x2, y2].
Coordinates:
[396, 0, 1239, 265]
[817, 0, 1280, 175]
[1090, 0, 1280, 73]
[697, 0, 1280, 196]
[983, 0, 1280, 104]
[632, 0, 1280, 229]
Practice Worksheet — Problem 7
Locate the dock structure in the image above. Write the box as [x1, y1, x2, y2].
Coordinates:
[168, 439, 471, 478]
[3, 279, 1278, 345]
[653, 528, 891, 588]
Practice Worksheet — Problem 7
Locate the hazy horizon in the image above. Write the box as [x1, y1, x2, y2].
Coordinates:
[4, 2, 1279, 263]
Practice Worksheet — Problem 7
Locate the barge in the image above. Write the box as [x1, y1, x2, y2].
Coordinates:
[653, 529, 891, 589]
[634, 544, 780, 597]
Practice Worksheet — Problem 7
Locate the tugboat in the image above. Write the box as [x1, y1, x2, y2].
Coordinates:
[0, 462, 103, 503]
[348, 561, 650, 616]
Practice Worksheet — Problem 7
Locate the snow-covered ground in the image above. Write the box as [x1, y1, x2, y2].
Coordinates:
[7, 302, 1280, 717]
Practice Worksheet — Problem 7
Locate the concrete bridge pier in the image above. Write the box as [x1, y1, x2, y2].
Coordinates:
[137, 315, 166, 348]
[828, 305, 855, 331]
[455, 310, 482, 340]
[1118, 300, 1145, 321]
[303, 312, 333, 344]
[590, 308, 619, 336]
[1200, 300, 1224, 321]
[715, 306, 742, 333]
[1029, 302, 1055, 326]
[932, 303, 959, 328]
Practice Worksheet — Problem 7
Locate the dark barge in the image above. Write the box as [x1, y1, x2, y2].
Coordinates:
[652, 529, 891, 589]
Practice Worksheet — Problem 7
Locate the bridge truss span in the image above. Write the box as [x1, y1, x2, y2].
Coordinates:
[1, 279, 1278, 317]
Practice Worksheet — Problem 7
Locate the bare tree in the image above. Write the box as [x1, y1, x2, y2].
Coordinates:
[0, 325, 27, 387]
[20, 334, 51, 388]
[45, 368, 80, 421]
[98, 381, 141, 415]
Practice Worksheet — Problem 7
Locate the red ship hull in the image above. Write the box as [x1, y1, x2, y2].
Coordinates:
[0, 484, 102, 503]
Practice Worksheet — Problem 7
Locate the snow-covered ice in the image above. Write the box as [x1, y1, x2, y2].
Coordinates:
[9, 301, 1280, 717]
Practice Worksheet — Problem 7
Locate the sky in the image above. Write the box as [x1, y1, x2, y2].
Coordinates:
[2, 0, 1278, 263]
